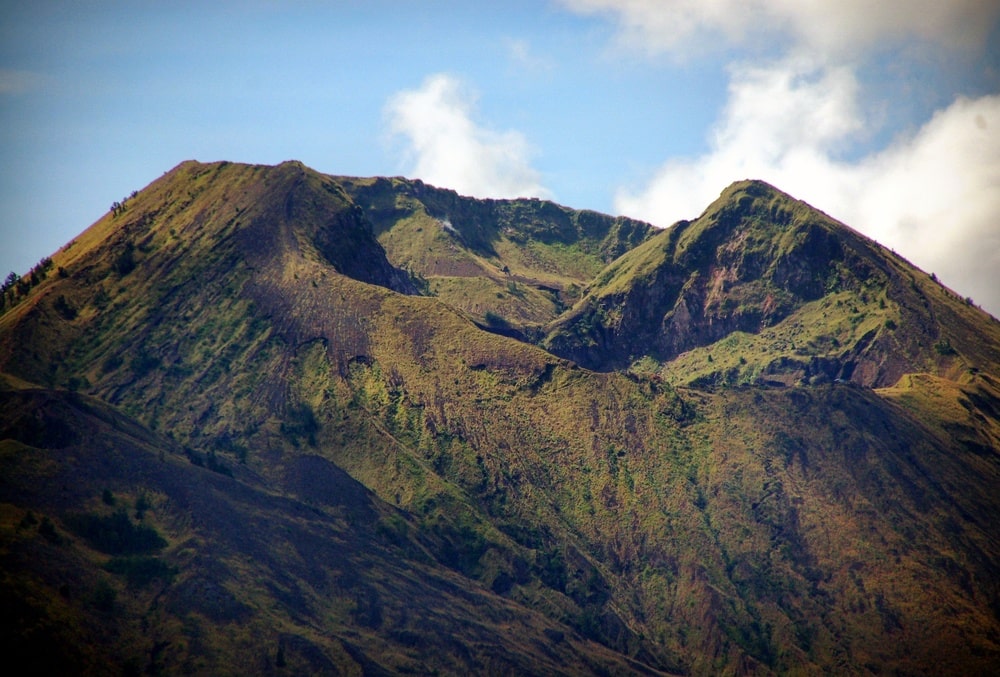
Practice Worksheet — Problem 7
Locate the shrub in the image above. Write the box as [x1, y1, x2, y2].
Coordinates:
[53, 295, 77, 320]
[129, 349, 160, 378]
[205, 450, 233, 476]
[66, 509, 167, 555]
[38, 516, 63, 544]
[113, 243, 136, 276]
[101, 353, 124, 374]
[104, 556, 176, 587]
[281, 403, 319, 447]
[934, 338, 956, 356]
[483, 311, 510, 329]
[18, 510, 38, 530]
[90, 579, 117, 613]
[134, 491, 151, 520]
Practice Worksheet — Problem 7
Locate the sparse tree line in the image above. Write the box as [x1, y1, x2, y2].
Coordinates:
[1, 187, 142, 314]
[110, 190, 139, 217]
[0, 256, 63, 312]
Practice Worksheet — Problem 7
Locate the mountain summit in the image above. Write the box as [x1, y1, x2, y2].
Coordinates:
[546, 179, 999, 387]
[2, 161, 999, 675]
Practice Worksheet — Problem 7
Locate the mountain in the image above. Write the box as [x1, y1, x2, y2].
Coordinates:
[337, 174, 655, 337]
[545, 179, 1000, 388]
[2, 160, 999, 675]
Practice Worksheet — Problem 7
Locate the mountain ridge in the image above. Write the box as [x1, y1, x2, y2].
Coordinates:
[545, 178, 1000, 388]
[1, 160, 999, 675]
[336, 171, 657, 335]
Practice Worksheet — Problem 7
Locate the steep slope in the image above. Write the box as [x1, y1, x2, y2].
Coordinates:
[338, 175, 654, 335]
[1, 162, 999, 675]
[0, 160, 414, 391]
[545, 179, 1000, 388]
[0, 382, 653, 675]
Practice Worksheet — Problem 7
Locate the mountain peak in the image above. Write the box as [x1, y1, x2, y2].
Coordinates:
[545, 175, 1000, 387]
[719, 177, 781, 197]
[702, 177, 831, 230]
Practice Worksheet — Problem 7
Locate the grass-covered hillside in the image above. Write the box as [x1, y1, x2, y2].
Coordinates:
[1, 161, 999, 675]
[338, 175, 654, 336]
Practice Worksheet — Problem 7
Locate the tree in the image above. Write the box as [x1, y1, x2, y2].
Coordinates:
[134, 491, 151, 520]
[39, 516, 62, 544]
[114, 243, 136, 276]
[53, 295, 77, 320]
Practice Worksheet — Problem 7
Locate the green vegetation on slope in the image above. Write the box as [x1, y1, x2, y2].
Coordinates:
[1, 161, 999, 675]
[338, 175, 654, 334]
[545, 179, 1000, 389]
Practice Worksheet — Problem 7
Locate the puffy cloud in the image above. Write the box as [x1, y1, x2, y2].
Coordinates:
[843, 95, 1000, 314]
[384, 74, 550, 200]
[614, 58, 863, 221]
[559, 0, 1000, 58]
[559, 0, 770, 56]
[777, 0, 1000, 53]
[615, 57, 1000, 317]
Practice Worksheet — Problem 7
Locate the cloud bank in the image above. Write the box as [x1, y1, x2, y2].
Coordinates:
[561, 0, 1000, 57]
[564, 0, 1000, 316]
[617, 64, 1000, 314]
[384, 74, 550, 200]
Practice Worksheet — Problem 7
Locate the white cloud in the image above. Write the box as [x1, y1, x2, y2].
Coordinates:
[615, 57, 1000, 317]
[505, 38, 555, 76]
[384, 74, 550, 200]
[562, 1, 1000, 315]
[614, 58, 861, 223]
[844, 95, 1000, 314]
[559, 0, 1000, 58]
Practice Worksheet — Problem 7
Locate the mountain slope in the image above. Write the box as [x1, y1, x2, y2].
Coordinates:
[545, 179, 1000, 388]
[0, 160, 415, 391]
[0, 382, 655, 675]
[1, 161, 999, 675]
[338, 175, 655, 335]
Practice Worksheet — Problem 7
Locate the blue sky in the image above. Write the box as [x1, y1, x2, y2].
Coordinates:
[2, 1, 999, 315]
